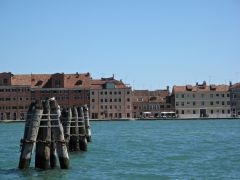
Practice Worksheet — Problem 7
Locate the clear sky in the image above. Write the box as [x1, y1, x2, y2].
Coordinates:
[0, 0, 240, 90]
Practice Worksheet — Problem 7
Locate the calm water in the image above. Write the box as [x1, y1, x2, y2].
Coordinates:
[0, 120, 240, 180]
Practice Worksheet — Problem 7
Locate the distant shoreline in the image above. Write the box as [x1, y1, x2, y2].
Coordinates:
[1, 118, 240, 123]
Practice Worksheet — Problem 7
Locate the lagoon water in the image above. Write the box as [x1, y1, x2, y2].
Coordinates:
[0, 120, 240, 180]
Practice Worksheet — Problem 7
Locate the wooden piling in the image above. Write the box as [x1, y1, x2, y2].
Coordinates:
[19, 100, 43, 169]
[50, 131, 57, 169]
[69, 107, 80, 151]
[61, 108, 71, 148]
[83, 105, 92, 142]
[78, 107, 87, 151]
[50, 99, 69, 169]
[35, 100, 51, 170]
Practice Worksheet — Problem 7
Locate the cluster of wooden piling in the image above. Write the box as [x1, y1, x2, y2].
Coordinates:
[18, 98, 91, 170]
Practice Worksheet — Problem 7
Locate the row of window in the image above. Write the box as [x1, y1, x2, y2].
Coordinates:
[95, 105, 131, 110]
[92, 91, 131, 96]
[133, 104, 171, 111]
[0, 88, 30, 92]
[176, 93, 230, 99]
[92, 98, 131, 103]
[176, 101, 230, 106]
[0, 97, 30, 101]
[176, 109, 231, 114]
[0, 106, 28, 110]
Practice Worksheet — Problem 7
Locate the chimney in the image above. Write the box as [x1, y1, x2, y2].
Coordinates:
[203, 80, 207, 86]
[166, 86, 169, 92]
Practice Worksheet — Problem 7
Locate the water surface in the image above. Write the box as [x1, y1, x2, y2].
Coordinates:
[0, 120, 240, 179]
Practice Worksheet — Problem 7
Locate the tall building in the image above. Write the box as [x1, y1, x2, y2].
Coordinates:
[90, 77, 132, 119]
[230, 83, 240, 117]
[0, 72, 92, 120]
[132, 89, 173, 118]
[0, 72, 31, 120]
[172, 81, 231, 118]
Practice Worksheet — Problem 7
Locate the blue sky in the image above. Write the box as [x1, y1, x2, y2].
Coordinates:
[0, 0, 240, 90]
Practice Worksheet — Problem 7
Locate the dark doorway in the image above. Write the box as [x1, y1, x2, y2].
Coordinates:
[200, 109, 207, 117]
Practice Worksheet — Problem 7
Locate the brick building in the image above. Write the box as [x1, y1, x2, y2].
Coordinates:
[0, 72, 91, 120]
[132, 89, 173, 118]
[172, 81, 231, 118]
[90, 77, 132, 119]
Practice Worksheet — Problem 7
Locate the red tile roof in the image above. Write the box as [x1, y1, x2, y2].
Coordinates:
[173, 84, 229, 93]
[90, 77, 127, 89]
[11, 73, 92, 89]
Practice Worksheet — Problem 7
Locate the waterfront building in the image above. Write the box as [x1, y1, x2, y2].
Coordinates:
[132, 89, 173, 118]
[172, 81, 231, 118]
[0, 72, 91, 120]
[90, 77, 132, 119]
[230, 83, 240, 117]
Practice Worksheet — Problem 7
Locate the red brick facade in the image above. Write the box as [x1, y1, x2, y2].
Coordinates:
[0, 72, 91, 120]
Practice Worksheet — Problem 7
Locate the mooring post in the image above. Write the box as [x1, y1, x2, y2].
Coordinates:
[61, 108, 71, 148]
[35, 100, 51, 170]
[78, 107, 87, 151]
[83, 105, 92, 142]
[69, 107, 79, 151]
[19, 100, 43, 169]
[50, 99, 69, 169]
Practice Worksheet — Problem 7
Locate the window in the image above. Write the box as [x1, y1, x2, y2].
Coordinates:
[182, 110, 184, 114]
[127, 91, 130, 95]
[181, 102, 184, 106]
[227, 94, 230, 97]
[127, 105, 130, 109]
[176, 94, 179, 98]
[92, 99, 95, 103]
[192, 94, 195, 98]
[92, 92, 95, 95]
[100, 99, 103, 102]
[105, 99, 108, 102]
[228, 110, 230, 114]
[110, 99, 112, 102]
[110, 91, 112, 95]
[201, 101, 205, 106]
[201, 94, 204, 98]
[100, 91, 103, 95]
[110, 105, 112, 109]
[216, 94, 219, 97]
[105, 105, 107, 109]
[210, 101, 214, 106]
[211, 110, 213, 114]
[222, 110, 225, 114]
[210, 94, 214, 98]
[176, 102, 179, 106]
[181, 94, 184, 98]
[3, 78, 8, 85]
[216, 101, 219, 105]
[187, 102, 190, 105]
[193, 110, 196, 114]
[222, 94, 225, 98]
[119, 91, 121, 95]
[222, 101, 225, 106]
[127, 98, 130, 102]
[105, 92, 107, 95]
[193, 102, 196, 106]
[119, 98, 121, 102]
[227, 101, 230, 105]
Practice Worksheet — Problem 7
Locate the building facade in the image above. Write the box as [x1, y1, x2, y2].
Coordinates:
[0, 72, 91, 120]
[132, 89, 173, 118]
[230, 83, 240, 117]
[90, 77, 132, 119]
[172, 82, 231, 118]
